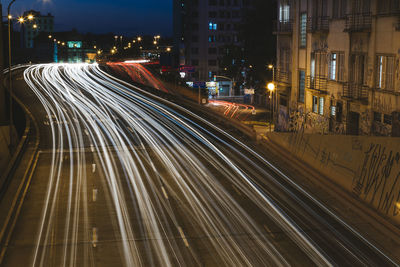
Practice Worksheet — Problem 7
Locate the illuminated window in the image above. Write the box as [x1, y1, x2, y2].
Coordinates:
[299, 13, 306, 48]
[313, 96, 318, 113]
[319, 97, 324, 115]
[209, 22, 217, 30]
[377, 55, 395, 90]
[279, 3, 290, 22]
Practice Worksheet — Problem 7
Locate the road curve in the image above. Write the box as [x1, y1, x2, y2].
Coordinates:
[1, 63, 396, 267]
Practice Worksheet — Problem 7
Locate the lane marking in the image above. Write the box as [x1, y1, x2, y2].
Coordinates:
[178, 226, 189, 247]
[84, 129, 89, 136]
[92, 227, 98, 248]
[161, 186, 169, 200]
[92, 163, 96, 173]
[90, 145, 94, 152]
[92, 189, 98, 202]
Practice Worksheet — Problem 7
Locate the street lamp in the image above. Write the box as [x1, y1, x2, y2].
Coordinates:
[7, 0, 18, 152]
[267, 82, 275, 132]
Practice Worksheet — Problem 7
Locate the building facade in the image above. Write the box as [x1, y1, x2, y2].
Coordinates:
[275, 0, 400, 136]
[22, 10, 54, 49]
[173, 0, 254, 93]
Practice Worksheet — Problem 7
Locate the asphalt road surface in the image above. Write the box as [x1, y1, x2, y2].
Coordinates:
[1, 63, 398, 267]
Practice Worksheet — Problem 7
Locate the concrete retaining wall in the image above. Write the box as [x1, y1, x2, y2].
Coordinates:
[266, 132, 400, 225]
[0, 126, 11, 174]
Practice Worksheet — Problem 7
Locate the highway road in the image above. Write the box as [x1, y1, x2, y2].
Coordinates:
[1, 63, 398, 267]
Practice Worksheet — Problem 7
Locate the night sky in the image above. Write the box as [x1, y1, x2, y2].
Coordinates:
[6, 0, 172, 36]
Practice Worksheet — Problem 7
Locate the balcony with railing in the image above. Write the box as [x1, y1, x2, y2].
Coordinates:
[342, 83, 369, 101]
[345, 13, 372, 32]
[307, 75, 328, 94]
[274, 69, 291, 85]
[273, 20, 293, 34]
[307, 16, 329, 33]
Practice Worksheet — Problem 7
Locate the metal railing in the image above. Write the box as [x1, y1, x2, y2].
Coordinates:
[342, 83, 369, 100]
[307, 75, 328, 93]
[345, 13, 372, 32]
[307, 16, 329, 33]
[273, 20, 293, 34]
[274, 69, 291, 84]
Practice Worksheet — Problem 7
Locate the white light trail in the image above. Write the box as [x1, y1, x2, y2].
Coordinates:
[21, 63, 357, 266]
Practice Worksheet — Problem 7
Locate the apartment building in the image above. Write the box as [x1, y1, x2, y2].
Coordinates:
[173, 0, 253, 91]
[275, 0, 400, 136]
[22, 10, 54, 49]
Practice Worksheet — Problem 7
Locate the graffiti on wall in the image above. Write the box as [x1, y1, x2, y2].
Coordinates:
[353, 143, 400, 216]
[359, 110, 371, 136]
[276, 105, 289, 132]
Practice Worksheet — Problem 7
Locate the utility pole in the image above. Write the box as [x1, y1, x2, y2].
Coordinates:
[0, 3, 6, 123]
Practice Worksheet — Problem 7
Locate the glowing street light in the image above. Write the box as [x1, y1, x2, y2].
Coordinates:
[27, 14, 34, 20]
[137, 36, 142, 42]
[166, 47, 171, 52]
[33, 24, 38, 29]
[267, 82, 275, 92]
[18, 17, 25, 23]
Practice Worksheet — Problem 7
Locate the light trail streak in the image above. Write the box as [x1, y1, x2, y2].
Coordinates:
[19, 63, 395, 266]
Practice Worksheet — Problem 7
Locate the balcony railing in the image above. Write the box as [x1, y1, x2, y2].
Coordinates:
[342, 83, 369, 101]
[307, 16, 329, 33]
[307, 75, 328, 93]
[345, 13, 372, 32]
[273, 20, 293, 34]
[274, 69, 291, 84]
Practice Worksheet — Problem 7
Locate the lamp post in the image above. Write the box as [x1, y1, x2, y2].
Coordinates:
[0, 2, 5, 124]
[7, 0, 17, 152]
[267, 82, 275, 132]
[6, 3, 34, 152]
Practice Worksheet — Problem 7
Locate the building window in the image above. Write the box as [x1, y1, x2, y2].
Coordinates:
[279, 2, 290, 22]
[299, 70, 305, 103]
[319, 97, 324, 115]
[299, 13, 307, 48]
[209, 0, 217, 5]
[208, 47, 217, 54]
[376, 55, 395, 90]
[208, 60, 217, 66]
[191, 59, 199, 66]
[313, 96, 319, 113]
[333, 0, 347, 18]
[312, 96, 324, 115]
[330, 52, 345, 82]
[384, 114, 392, 125]
[374, 112, 382, 122]
[209, 11, 217, 18]
[191, 47, 199, 54]
[331, 105, 336, 116]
